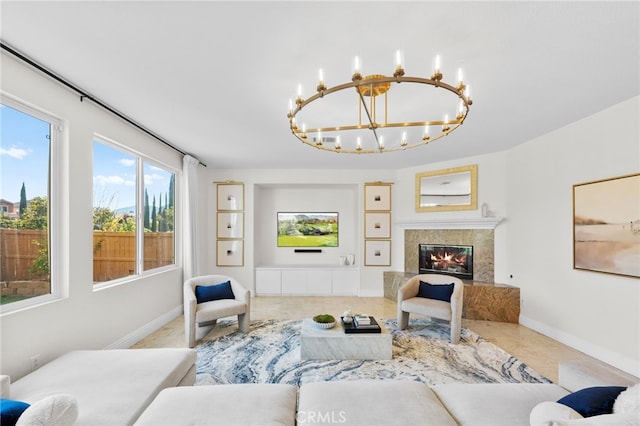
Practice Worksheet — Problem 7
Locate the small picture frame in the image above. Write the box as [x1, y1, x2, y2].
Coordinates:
[217, 182, 244, 211]
[217, 212, 244, 239]
[365, 183, 391, 211]
[217, 240, 244, 266]
[364, 240, 391, 266]
[364, 212, 391, 239]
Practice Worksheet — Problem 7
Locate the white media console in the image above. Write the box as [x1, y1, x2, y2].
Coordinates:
[255, 266, 359, 296]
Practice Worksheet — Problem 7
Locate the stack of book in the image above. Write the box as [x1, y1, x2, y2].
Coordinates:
[343, 315, 381, 333]
[354, 314, 372, 327]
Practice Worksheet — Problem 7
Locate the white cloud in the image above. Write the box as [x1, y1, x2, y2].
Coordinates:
[0, 146, 29, 159]
[144, 173, 165, 185]
[119, 158, 135, 167]
[94, 175, 135, 186]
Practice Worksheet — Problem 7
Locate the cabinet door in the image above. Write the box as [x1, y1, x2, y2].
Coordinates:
[281, 270, 308, 294]
[332, 269, 358, 295]
[307, 270, 332, 295]
[255, 269, 281, 295]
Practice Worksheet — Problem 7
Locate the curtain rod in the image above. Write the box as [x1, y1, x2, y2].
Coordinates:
[1, 41, 206, 167]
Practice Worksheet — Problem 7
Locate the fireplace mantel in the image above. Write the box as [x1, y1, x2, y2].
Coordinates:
[395, 217, 504, 230]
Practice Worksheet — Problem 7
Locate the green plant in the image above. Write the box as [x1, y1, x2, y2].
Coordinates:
[312, 314, 336, 323]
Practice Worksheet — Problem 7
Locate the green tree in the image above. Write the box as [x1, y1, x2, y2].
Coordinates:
[19, 182, 27, 217]
[151, 196, 157, 232]
[144, 189, 150, 230]
[168, 175, 175, 208]
[18, 196, 48, 230]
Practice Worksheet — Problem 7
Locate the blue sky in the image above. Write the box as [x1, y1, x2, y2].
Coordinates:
[0, 104, 50, 203]
[1, 103, 174, 212]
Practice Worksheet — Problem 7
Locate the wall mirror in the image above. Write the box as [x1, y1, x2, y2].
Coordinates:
[415, 164, 477, 212]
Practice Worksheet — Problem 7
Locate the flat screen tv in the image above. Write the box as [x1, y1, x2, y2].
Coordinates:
[277, 212, 338, 247]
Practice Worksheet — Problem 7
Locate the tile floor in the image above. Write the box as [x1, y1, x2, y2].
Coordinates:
[132, 296, 598, 383]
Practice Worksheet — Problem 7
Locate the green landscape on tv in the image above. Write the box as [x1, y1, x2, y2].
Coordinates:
[277, 212, 338, 247]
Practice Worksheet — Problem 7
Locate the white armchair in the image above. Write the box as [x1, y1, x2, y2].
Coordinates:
[397, 274, 464, 344]
[184, 274, 250, 348]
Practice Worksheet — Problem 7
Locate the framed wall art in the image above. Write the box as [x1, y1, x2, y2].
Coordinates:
[364, 240, 391, 266]
[573, 173, 640, 278]
[364, 212, 391, 239]
[217, 240, 244, 267]
[364, 183, 392, 211]
[217, 212, 244, 239]
[216, 182, 244, 211]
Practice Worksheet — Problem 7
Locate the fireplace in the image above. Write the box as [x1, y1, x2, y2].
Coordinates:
[419, 244, 473, 280]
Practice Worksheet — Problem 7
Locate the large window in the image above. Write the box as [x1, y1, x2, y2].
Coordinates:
[0, 98, 60, 310]
[92, 138, 176, 285]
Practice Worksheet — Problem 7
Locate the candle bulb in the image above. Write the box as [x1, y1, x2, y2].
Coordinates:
[457, 68, 463, 84]
[395, 50, 402, 68]
[335, 136, 341, 150]
[401, 131, 407, 146]
[435, 55, 441, 73]
[318, 69, 324, 83]
[288, 98, 293, 112]
[423, 125, 430, 141]
[354, 56, 360, 73]
[297, 84, 302, 97]
[356, 137, 362, 150]
[379, 136, 384, 150]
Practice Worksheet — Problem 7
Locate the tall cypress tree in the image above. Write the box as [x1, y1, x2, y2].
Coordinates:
[151, 196, 157, 232]
[144, 189, 150, 230]
[168, 175, 175, 208]
[19, 182, 27, 217]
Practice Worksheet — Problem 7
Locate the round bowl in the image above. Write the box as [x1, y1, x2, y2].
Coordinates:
[314, 320, 336, 329]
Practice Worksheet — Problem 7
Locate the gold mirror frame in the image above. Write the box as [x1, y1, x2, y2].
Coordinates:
[415, 164, 477, 212]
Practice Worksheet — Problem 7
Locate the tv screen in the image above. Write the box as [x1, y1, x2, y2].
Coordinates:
[277, 212, 338, 247]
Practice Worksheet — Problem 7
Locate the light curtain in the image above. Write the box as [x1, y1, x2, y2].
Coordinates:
[182, 154, 200, 280]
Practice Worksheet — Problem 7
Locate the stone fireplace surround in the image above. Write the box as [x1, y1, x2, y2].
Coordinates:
[384, 227, 520, 323]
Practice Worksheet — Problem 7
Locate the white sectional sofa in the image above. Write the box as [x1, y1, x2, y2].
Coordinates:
[2, 348, 196, 425]
[2, 350, 637, 426]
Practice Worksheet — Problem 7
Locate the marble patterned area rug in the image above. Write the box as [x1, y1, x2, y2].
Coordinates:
[195, 319, 551, 387]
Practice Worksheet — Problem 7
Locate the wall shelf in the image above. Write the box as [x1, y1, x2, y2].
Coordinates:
[395, 217, 504, 230]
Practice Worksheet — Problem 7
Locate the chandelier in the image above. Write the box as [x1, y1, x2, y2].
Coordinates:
[287, 51, 473, 154]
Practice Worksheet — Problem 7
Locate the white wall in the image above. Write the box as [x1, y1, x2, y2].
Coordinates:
[205, 169, 396, 295]
[1, 53, 185, 380]
[508, 97, 640, 376]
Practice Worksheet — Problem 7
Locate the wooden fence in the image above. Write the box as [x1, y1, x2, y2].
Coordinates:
[0, 229, 174, 283]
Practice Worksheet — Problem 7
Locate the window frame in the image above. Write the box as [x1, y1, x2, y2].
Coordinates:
[0, 94, 63, 314]
[92, 135, 179, 290]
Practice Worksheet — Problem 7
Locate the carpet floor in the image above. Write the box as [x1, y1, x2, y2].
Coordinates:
[195, 318, 551, 387]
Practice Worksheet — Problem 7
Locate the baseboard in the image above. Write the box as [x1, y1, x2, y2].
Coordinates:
[519, 314, 640, 378]
[105, 305, 183, 349]
[359, 289, 384, 297]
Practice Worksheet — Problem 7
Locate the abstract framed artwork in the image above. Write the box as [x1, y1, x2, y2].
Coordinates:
[217, 240, 244, 266]
[216, 182, 244, 211]
[216, 212, 244, 239]
[364, 212, 391, 239]
[573, 173, 640, 278]
[364, 240, 391, 266]
[364, 183, 392, 211]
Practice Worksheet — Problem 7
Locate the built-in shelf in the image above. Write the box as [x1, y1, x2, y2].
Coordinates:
[395, 217, 504, 230]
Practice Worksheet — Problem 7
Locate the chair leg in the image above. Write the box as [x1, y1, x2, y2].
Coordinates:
[450, 324, 461, 344]
[238, 312, 250, 333]
[399, 311, 410, 330]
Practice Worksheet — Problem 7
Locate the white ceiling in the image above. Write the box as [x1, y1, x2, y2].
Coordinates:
[1, 1, 638, 170]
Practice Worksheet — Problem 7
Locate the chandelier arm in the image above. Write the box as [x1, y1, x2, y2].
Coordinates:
[356, 91, 383, 151]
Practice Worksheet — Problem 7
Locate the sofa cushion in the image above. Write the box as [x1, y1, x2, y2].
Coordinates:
[298, 380, 457, 425]
[432, 383, 569, 426]
[11, 349, 196, 425]
[0, 399, 30, 426]
[134, 384, 297, 426]
[557, 386, 627, 417]
[418, 281, 454, 302]
[15, 394, 78, 426]
[195, 280, 234, 303]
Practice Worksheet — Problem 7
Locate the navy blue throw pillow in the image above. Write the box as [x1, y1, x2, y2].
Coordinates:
[195, 281, 235, 304]
[0, 398, 31, 426]
[557, 386, 627, 417]
[417, 281, 454, 302]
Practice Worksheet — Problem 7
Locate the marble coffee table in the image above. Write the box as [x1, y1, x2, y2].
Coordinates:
[300, 318, 392, 360]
